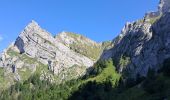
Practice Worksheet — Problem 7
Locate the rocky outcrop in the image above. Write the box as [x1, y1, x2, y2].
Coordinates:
[14, 20, 94, 75]
[0, 20, 96, 86]
[158, 0, 170, 14]
[145, 0, 170, 19]
[101, 0, 170, 78]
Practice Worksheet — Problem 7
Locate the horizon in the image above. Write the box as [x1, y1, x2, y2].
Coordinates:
[0, 0, 159, 52]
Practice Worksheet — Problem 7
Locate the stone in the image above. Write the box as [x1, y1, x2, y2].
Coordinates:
[0, 20, 97, 83]
[15, 60, 24, 69]
[158, 0, 170, 14]
[101, 1, 170, 78]
[145, 0, 170, 19]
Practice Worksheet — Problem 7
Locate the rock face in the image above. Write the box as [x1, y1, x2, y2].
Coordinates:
[14, 21, 94, 75]
[159, 0, 170, 14]
[101, 0, 170, 78]
[0, 20, 99, 88]
[145, 0, 170, 18]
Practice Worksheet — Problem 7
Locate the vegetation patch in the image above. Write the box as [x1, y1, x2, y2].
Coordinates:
[1, 57, 170, 100]
[148, 15, 161, 24]
[102, 41, 112, 49]
[66, 32, 81, 38]
[70, 43, 102, 61]
[86, 59, 121, 85]
[7, 49, 20, 57]
[119, 55, 131, 68]
[18, 68, 32, 81]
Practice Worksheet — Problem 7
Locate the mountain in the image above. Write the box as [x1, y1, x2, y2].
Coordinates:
[1, 0, 170, 100]
[101, 0, 170, 79]
[0, 20, 103, 90]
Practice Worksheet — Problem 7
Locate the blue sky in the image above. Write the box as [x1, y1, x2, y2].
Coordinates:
[0, 0, 159, 52]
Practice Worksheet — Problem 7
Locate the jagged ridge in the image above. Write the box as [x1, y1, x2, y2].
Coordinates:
[101, 0, 170, 78]
[0, 20, 103, 91]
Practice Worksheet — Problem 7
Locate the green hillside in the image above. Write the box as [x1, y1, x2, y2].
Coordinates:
[1, 58, 170, 100]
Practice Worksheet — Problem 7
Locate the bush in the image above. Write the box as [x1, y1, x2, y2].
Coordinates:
[92, 59, 111, 75]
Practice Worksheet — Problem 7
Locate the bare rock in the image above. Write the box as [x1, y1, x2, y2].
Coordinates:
[101, 1, 170, 78]
[13, 20, 94, 78]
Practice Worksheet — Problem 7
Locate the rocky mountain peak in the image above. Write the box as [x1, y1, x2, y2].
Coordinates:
[23, 20, 42, 34]
[14, 20, 56, 54]
[145, 0, 170, 19]
[19, 20, 54, 44]
[28, 20, 39, 27]
[158, 0, 170, 13]
[0, 20, 97, 86]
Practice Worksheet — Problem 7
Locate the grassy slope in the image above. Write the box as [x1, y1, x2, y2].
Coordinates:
[68, 58, 170, 100]
[85, 60, 120, 85]
[64, 32, 102, 61]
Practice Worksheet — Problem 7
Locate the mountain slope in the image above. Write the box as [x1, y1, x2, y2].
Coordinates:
[0, 20, 103, 91]
[0, 58, 121, 100]
[2, 55, 170, 100]
[55, 32, 102, 61]
[101, 0, 170, 78]
[0, 0, 170, 99]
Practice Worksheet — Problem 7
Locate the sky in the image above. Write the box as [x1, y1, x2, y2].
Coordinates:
[0, 0, 159, 52]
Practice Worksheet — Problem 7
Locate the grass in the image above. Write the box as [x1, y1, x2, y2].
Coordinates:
[66, 32, 81, 38]
[20, 54, 37, 64]
[0, 70, 16, 91]
[0, 68, 13, 90]
[148, 15, 161, 24]
[70, 43, 102, 61]
[7, 48, 20, 57]
[85, 60, 121, 86]
[0, 67, 4, 83]
[18, 68, 32, 81]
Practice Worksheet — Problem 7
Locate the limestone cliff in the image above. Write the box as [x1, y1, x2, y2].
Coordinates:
[101, 0, 170, 78]
[0, 20, 100, 90]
